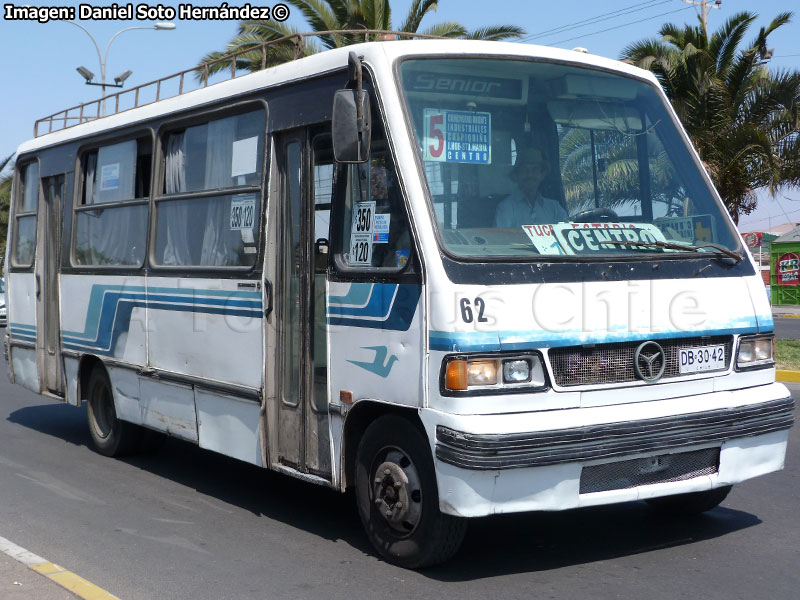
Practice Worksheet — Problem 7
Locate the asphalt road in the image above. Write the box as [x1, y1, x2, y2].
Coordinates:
[774, 317, 800, 340]
[0, 358, 798, 600]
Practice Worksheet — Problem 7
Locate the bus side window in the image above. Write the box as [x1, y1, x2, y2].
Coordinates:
[154, 108, 266, 268]
[12, 161, 39, 268]
[74, 139, 150, 267]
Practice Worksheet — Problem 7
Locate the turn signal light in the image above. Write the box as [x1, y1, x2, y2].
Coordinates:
[445, 360, 468, 391]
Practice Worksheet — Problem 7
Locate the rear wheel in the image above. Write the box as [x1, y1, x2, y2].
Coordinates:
[355, 415, 467, 568]
[646, 485, 732, 517]
[86, 364, 139, 457]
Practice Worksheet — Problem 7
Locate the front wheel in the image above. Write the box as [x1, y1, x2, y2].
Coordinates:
[355, 415, 467, 568]
[646, 485, 732, 517]
[86, 364, 140, 457]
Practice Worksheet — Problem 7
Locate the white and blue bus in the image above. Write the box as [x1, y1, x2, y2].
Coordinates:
[5, 36, 793, 568]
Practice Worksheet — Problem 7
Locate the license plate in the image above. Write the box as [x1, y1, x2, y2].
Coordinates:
[679, 345, 726, 374]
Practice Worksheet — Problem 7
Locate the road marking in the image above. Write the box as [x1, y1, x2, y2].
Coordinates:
[776, 369, 800, 382]
[0, 534, 119, 600]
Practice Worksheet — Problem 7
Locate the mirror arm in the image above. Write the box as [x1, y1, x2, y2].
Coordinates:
[349, 51, 365, 138]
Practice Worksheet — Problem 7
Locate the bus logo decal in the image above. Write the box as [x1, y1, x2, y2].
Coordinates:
[347, 346, 398, 378]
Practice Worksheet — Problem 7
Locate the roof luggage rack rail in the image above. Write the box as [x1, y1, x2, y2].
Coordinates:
[33, 29, 447, 138]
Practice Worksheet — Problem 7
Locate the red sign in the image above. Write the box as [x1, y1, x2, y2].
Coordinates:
[743, 232, 763, 248]
[777, 252, 800, 286]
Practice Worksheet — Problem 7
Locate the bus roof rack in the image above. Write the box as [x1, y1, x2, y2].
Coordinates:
[33, 30, 449, 138]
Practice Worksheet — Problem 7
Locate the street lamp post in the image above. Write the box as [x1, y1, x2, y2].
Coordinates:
[65, 21, 176, 111]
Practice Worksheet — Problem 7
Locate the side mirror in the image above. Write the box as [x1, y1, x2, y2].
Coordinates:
[332, 89, 371, 163]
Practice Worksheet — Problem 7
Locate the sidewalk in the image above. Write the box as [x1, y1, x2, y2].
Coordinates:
[0, 552, 77, 600]
[772, 305, 800, 318]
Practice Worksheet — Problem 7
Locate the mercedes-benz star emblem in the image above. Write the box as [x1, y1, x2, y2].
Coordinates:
[634, 341, 666, 382]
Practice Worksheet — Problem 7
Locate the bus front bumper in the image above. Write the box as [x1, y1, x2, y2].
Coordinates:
[420, 383, 793, 518]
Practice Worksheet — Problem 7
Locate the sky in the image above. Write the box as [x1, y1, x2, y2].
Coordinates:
[1, 0, 797, 231]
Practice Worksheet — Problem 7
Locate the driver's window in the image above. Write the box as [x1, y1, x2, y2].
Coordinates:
[337, 120, 411, 270]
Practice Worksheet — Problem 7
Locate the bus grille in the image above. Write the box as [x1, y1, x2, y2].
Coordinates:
[549, 335, 733, 387]
[579, 448, 720, 494]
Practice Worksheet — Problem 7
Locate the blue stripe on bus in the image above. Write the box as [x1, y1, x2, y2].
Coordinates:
[10, 333, 37, 343]
[327, 284, 421, 331]
[757, 313, 774, 332]
[59, 285, 263, 356]
[327, 284, 396, 318]
[429, 320, 760, 352]
[62, 285, 261, 341]
[328, 283, 374, 307]
[62, 300, 262, 355]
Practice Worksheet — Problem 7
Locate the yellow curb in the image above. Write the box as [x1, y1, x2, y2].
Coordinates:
[29, 562, 119, 600]
[776, 370, 800, 382]
[774, 314, 800, 319]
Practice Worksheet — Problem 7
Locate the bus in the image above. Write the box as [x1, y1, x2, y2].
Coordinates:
[5, 35, 794, 568]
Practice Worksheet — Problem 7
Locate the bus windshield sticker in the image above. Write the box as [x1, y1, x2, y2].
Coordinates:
[553, 222, 667, 255]
[100, 163, 120, 190]
[522, 224, 564, 255]
[373, 213, 390, 243]
[404, 71, 524, 101]
[349, 201, 375, 266]
[654, 214, 715, 244]
[423, 109, 491, 164]
[231, 136, 258, 177]
[240, 228, 254, 244]
[230, 194, 256, 230]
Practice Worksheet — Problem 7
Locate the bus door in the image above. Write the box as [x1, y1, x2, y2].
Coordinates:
[36, 174, 65, 395]
[274, 129, 333, 479]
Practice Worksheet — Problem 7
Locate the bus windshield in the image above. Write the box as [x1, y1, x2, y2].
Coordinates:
[399, 57, 741, 260]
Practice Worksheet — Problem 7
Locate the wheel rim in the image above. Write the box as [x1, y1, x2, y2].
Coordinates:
[370, 447, 423, 535]
[90, 384, 115, 440]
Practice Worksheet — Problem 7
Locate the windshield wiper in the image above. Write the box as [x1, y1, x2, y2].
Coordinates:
[605, 240, 743, 263]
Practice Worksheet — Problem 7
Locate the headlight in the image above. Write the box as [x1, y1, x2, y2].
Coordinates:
[443, 354, 546, 393]
[503, 359, 531, 383]
[736, 335, 775, 370]
[466, 361, 497, 386]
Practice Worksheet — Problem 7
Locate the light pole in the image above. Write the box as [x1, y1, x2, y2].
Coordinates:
[66, 21, 176, 110]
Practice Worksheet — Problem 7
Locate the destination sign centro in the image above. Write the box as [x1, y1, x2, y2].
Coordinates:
[553, 222, 666, 254]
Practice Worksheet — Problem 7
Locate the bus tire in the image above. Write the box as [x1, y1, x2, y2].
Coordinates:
[355, 415, 467, 568]
[646, 485, 732, 517]
[86, 364, 139, 457]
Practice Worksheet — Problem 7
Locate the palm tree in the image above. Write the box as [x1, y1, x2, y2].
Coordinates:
[559, 127, 684, 217]
[621, 12, 800, 224]
[198, 0, 524, 78]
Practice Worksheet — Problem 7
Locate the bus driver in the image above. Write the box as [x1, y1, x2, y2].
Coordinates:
[494, 145, 568, 227]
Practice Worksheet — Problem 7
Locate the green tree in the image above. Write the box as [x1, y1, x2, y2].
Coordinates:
[198, 0, 524, 77]
[0, 153, 13, 269]
[621, 12, 800, 224]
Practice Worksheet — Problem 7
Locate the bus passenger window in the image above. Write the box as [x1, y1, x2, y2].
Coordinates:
[154, 108, 266, 268]
[13, 161, 39, 267]
[74, 139, 150, 267]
